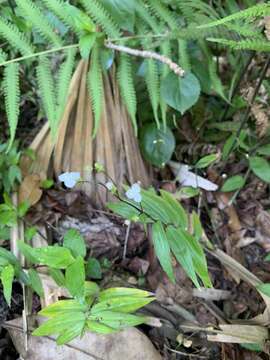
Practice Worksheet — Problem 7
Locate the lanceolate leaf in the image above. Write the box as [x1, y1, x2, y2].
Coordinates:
[63, 229, 86, 258]
[152, 221, 174, 282]
[160, 190, 188, 229]
[91, 296, 154, 314]
[28, 268, 44, 297]
[249, 156, 270, 183]
[3, 63, 20, 152]
[99, 287, 152, 301]
[39, 299, 88, 318]
[1, 264, 14, 306]
[56, 321, 85, 345]
[89, 311, 147, 330]
[65, 256, 85, 298]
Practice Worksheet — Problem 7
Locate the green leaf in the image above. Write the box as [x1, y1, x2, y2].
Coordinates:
[1, 264, 14, 306]
[18, 241, 40, 264]
[91, 296, 154, 314]
[0, 247, 20, 267]
[99, 287, 152, 302]
[8, 165, 21, 186]
[28, 268, 44, 297]
[152, 221, 174, 282]
[257, 283, 270, 297]
[63, 229, 86, 258]
[160, 190, 188, 229]
[161, 72, 201, 114]
[25, 226, 37, 241]
[141, 190, 175, 225]
[79, 33, 97, 59]
[86, 320, 116, 334]
[0, 210, 17, 227]
[191, 212, 203, 241]
[40, 179, 54, 189]
[249, 156, 270, 183]
[195, 154, 218, 169]
[49, 268, 65, 287]
[140, 123, 175, 167]
[101, 0, 136, 32]
[17, 201, 30, 218]
[30, 245, 74, 269]
[56, 321, 85, 345]
[39, 299, 88, 318]
[107, 202, 140, 221]
[65, 257, 85, 298]
[86, 258, 102, 280]
[85, 281, 100, 299]
[89, 311, 146, 330]
[33, 312, 85, 336]
[257, 144, 270, 156]
[221, 175, 245, 192]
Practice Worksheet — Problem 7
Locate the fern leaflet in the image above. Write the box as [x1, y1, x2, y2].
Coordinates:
[145, 59, 160, 127]
[117, 53, 137, 134]
[79, 0, 120, 38]
[198, 3, 270, 29]
[15, 0, 62, 46]
[178, 40, 191, 71]
[0, 17, 34, 56]
[87, 45, 104, 138]
[0, 48, 7, 63]
[144, 0, 178, 29]
[3, 64, 20, 151]
[36, 56, 57, 137]
[56, 48, 76, 124]
[207, 38, 270, 52]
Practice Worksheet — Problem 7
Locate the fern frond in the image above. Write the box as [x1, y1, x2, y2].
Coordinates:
[207, 37, 270, 52]
[135, 1, 161, 33]
[79, 0, 120, 38]
[87, 45, 104, 137]
[41, 0, 80, 35]
[178, 40, 191, 71]
[198, 3, 270, 29]
[176, 0, 218, 22]
[117, 54, 137, 134]
[145, 59, 160, 127]
[144, 0, 178, 29]
[0, 17, 34, 56]
[36, 56, 57, 137]
[3, 63, 20, 151]
[0, 48, 7, 63]
[15, 0, 62, 46]
[225, 23, 263, 38]
[56, 48, 76, 123]
[160, 41, 171, 128]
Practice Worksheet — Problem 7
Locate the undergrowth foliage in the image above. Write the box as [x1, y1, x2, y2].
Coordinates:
[0, 0, 269, 148]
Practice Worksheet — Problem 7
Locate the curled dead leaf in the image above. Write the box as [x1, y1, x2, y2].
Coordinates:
[19, 174, 43, 206]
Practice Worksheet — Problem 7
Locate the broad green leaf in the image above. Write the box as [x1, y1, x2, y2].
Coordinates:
[65, 257, 85, 298]
[0, 210, 17, 227]
[86, 258, 102, 280]
[195, 154, 218, 169]
[33, 246, 74, 269]
[18, 241, 42, 264]
[1, 264, 14, 306]
[63, 229, 86, 258]
[0, 247, 20, 267]
[85, 281, 100, 299]
[141, 190, 174, 225]
[140, 123, 175, 167]
[257, 283, 270, 297]
[89, 311, 146, 330]
[161, 72, 201, 114]
[49, 268, 65, 287]
[28, 268, 44, 297]
[221, 175, 245, 192]
[39, 300, 88, 318]
[79, 33, 97, 59]
[86, 320, 116, 334]
[166, 226, 200, 288]
[152, 221, 174, 282]
[160, 190, 188, 228]
[249, 156, 270, 183]
[33, 312, 85, 336]
[91, 296, 154, 314]
[257, 144, 270, 156]
[17, 201, 30, 218]
[107, 202, 140, 221]
[56, 321, 85, 345]
[99, 287, 151, 302]
[177, 187, 200, 199]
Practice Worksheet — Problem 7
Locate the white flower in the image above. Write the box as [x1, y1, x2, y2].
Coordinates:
[125, 183, 142, 203]
[58, 172, 81, 188]
[105, 181, 114, 191]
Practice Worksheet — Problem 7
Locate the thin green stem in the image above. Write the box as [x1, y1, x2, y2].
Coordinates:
[0, 44, 79, 67]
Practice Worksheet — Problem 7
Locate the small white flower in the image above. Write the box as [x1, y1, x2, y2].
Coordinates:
[124, 220, 131, 226]
[125, 183, 142, 203]
[105, 181, 114, 191]
[58, 172, 81, 188]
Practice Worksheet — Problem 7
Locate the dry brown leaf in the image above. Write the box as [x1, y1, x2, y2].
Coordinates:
[193, 288, 231, 301]
[18, 174, 43, 206]
[5, 317, 162, 360]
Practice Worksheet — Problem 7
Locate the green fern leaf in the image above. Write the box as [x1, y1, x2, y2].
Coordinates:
[56, 48, 76, 123]
[135, 1, 160, 33]
[80, 0, 120, 38]
[117, 53, 137, 134]
[207, 38, 270, 52]
[3, 63, 20, 151]
[160, 41, 171, 128]
[15, 0, 62, 46]
[198, 3, 270, 29]
[37, 56, 57, 137]
[87, 45, 104, 137]
[178, 40, 191, 71]
[144, 0, 178, 29]
[145, 59, 160, 127]
[0, 48, 7, 63]
[0, 17, 34, 56]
